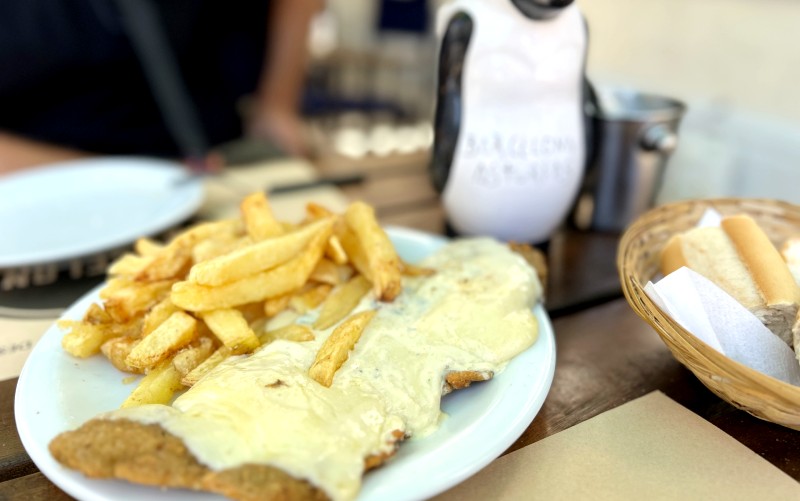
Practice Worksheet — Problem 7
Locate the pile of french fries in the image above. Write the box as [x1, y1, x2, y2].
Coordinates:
[58, 194, 432, 408]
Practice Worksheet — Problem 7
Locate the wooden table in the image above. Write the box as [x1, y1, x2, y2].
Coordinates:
[1, 153, 798, 499]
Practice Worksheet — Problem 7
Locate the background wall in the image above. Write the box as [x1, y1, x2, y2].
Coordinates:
[580, 0, 800, 203]
[582, 0, 800, 121]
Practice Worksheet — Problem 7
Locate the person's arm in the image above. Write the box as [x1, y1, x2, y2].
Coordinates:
[247, 0, 324, 157]
[0, 132, 90, 175]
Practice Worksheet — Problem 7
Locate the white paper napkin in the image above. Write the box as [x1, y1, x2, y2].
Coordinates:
[645, 266, 800, 385]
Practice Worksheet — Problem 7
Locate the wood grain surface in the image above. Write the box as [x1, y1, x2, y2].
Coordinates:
[1, 153, 797, 500]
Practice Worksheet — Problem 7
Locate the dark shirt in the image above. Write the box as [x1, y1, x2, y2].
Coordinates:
[0, 0, 269, 157]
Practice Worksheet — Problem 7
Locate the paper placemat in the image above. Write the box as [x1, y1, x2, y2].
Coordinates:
[434, 391, 799, 500]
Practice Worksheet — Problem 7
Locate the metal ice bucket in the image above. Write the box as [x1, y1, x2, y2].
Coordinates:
[582, 88, 686, 232]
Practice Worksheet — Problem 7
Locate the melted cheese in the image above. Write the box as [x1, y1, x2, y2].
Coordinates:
[107, 238, 541, 501]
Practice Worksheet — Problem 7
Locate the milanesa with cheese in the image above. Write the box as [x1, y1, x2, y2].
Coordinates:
[50, 238, 542, 501]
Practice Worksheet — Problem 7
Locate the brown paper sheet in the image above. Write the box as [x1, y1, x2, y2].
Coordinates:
[434, 391, 799, 500]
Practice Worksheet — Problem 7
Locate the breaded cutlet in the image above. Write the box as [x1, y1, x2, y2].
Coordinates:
[49, 369, 491, 501]
[49, 418, 330, 501]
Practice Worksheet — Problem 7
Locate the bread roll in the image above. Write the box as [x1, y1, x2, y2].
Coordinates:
[660, 214, 800, 347]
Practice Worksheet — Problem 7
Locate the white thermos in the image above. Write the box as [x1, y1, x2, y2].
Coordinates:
[430, 0, 589, 244]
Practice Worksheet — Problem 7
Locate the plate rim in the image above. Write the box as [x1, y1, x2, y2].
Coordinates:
[0, 156, 204, 268]
[15, 227, 556, 501]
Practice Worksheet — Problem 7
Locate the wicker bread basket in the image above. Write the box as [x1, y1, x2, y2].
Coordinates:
[618, 198, 800, 430]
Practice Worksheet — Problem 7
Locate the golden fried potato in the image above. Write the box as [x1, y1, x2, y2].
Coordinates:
[171, 225, 331, 311]
[264, 293, 292, 318]
[338, 228, 372, 281]
[313, 275, 372, 330]
[201, 309, 260, 354]
[309, 310, 376, 387]
[121, 362, 184, 408]
[101, 336, 142, 374]
[241, 192, 283, 240]
[59, 322, 119, 358]
[289, 284, 333, 314]
[191, 234, 251, 263]
[135, 219, 243, 282]
[309, 258, 340, 286]
[134, 237, 164, 256]
[141, 297, 180, 337]
[258, 324, 314, 345]
[172, 336, 216, 377]
[236, 302, 268, 324]
[108, 253, 154, 277]
[125, 311, 197, 370]
[310, 258, 356, 287]
[344, 202, 402, 301]
[181, 346, 232, 387]
[101, 279, 174, 324]
[325, 235, 348, 265]
[82, 303, 111, 325]
[399, 259, 436, 277]
[187, 218, 333, 287]
[305, 202, 335, 220]
[58, 194, 408, 403]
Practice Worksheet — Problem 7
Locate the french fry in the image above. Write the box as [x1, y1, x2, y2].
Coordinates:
[313, 274, 372, 330]
[258, 324, 314, 345]
[125, 311, 197, 370]
[192, 234, 250, 263]
[172, 336, 216, 377]
[241, 192, 283, 240]
[309, 258, 340, 285]
[101, 336, 142, 374]
[289, 284, 333, 313]
[171, 226, 331, 311]
[121, 361, 184, 408]
[56, 194, 409, 402]
[309, 310, 376, 387]
[187, 218, 333, 286]
[181, 346, 232, 387]
[201, 309, 260, 354]
[172, 219, 243, 245]
[249, 317, 268, 335]
[338, 228, 372, 281]
[399, 259, 436, 277]
[306, 202, 335, 220]
[326, 235, 348, 265]
[141, 297, 180, 337]
[133, 245, 192, 282]
[102, 279, 174, 323]
[344, 202, 402, 301]
[82, 303, 111, 325]
[135, 219, 242, 282]
[60, 322, 119, 358]
[236, 301, 268, 324]
[264, 293, 292, 318]
[108, 253, 154, 276]
[134, 237, 164, 256]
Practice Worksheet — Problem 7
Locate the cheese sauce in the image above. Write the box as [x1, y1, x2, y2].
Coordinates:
[107, 238, 541, 501]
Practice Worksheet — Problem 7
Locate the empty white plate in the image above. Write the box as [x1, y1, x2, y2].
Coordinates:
[0, 157, 204, 268]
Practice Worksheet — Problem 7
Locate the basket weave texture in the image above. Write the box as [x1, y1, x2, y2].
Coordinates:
[618, 198, 800, 430]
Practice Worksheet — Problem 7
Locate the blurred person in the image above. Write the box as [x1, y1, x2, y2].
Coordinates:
[0, 0, 322, 176]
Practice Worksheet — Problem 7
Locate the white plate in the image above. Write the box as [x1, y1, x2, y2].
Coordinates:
[0, 157, 204, 268]
[15, 227, 556, 501]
